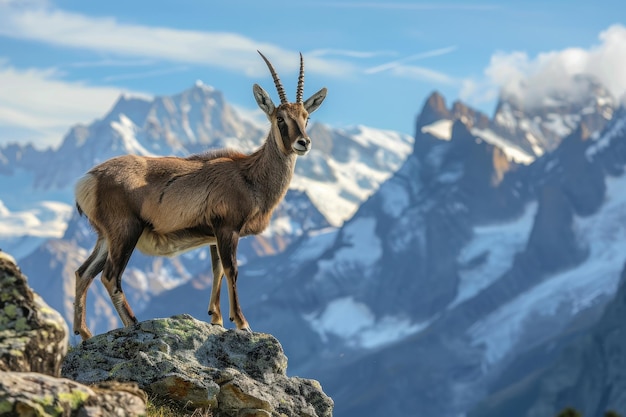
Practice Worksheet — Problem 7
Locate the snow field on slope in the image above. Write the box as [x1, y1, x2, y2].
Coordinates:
[450, 202, 538, 308]
[469, 173, 626, 367]
[304, 296, 430, 349]
[303, 217, 431, 349]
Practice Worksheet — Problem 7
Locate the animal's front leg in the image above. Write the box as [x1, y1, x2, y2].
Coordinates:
[216, 228, 251, 332]
[207, 245, 224, 326]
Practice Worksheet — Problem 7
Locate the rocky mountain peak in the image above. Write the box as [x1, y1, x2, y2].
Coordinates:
[493, 74, 615, 155]
[416, 91, 450, 129]
[104, 94, 152, 127]
[452, 100, 490, 130]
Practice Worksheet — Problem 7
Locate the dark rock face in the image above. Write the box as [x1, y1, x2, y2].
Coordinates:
[521, 183, 587, 274]
[469, 263, 626, 417]
[415, 91, 451, 130]
[62, 315, 334, 417]
[0, 252, 68, 377]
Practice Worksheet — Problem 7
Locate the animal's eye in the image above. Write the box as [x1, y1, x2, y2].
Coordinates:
[277, 117, 284, 123]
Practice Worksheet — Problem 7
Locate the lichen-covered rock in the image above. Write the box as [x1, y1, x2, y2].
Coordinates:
[0, 251, 69, 376]
[0, 371, 146, 417]
[62, 314, 334, 417]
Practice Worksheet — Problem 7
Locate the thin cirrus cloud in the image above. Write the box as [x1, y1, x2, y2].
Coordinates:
[308, 49, 397, 59]
[0, 4, 355, 78]
[364, 46, 458, 84]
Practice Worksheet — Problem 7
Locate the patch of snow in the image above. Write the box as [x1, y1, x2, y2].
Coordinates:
[494, 103, 518, 130]
[469, 173, 626, 367]
[341, 125, 414, 154]
[471, 128, 535, 165]
[291, 156, 399, 226]
[110, 115, 154, 156]
[291, 228, 338, 261]
[450, 202, 538, 308]
[542, 113, 578, 138]
[525, 132, 545, 156]
[304, 296, 429, 349]
[421, 119, 453, 140]
[313, 217, 382, 280]
[586, 116, 626, 160]
[378, 180, 410, 218]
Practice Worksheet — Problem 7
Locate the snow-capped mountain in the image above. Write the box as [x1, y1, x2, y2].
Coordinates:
[3, 69, 622, 417]
[416, 75, 614, 165]
[0, 82, 413, 260]
[0, 82, 413, 336]
[491, 74, 615, 156]
[138, 86, 626, 417]
[469, 105, 626, 417]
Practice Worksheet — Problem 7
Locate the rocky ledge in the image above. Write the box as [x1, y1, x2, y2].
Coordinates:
[0, 250, 333, 417]
[62, 314, 333, 417]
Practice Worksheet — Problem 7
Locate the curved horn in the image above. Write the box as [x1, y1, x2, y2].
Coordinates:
[257, 51, 288, 104]
[296, 52, 305, 103]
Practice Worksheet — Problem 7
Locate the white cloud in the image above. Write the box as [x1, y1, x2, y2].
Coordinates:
[0, 62, 138, 148]
[461, 24, 626, 110]
[0, 3, 359, 149]
[0, 3, 355, 78]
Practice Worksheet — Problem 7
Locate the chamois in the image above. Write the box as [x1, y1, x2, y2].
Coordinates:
[73, 51, 327, 340]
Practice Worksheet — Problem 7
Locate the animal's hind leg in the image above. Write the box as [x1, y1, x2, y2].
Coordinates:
[216, 228, 251, 332]
[207, 245, 224, 326]
[101, 221, 143, 328]
[74, 237, 108, 340]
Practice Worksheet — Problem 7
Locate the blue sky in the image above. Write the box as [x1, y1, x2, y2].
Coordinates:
[1, 0, 625, 148]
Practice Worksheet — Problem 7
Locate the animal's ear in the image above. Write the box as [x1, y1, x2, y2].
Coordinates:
[253, 84, 276, 118]
[304, 87, 327, 114]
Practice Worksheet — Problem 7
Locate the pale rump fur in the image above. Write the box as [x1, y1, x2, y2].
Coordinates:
[73, 52, 327, 340]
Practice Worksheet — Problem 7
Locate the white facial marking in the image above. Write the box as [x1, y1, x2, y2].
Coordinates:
[293, 137, 310, 155]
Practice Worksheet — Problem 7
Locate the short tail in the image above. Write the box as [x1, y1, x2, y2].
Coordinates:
[76, 202, 84, 217]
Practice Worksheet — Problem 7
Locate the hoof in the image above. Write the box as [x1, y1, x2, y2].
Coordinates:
[210, 322, 224, 328]
[229, 316, 234, 322]
[238, 325, 252, 333]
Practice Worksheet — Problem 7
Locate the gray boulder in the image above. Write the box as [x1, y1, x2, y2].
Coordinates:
[0, 250, 68, 376]
[0, 372, 146, 417]
[62, 314, 334, 417]
[0, 250, 147, 416]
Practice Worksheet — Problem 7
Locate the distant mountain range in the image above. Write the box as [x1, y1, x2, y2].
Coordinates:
[135, 75, 624, 417]
[0, 81, 412, 336]
[2, 73, 626, 417]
